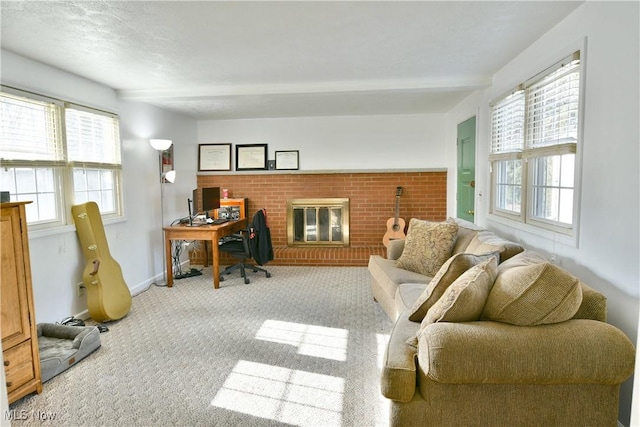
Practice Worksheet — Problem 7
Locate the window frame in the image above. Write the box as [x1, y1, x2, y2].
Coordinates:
[0, 86, 124, 233]
[488, 47, 585, 245]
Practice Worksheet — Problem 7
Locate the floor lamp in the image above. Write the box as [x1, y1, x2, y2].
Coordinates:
[150, 139, 175, 286]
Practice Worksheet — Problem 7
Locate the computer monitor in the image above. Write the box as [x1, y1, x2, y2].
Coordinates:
[187, 187, 220, 225]
[192, 188, 199, 214]
[202, 187, 221, 216]
[190, 187, 221, 218]
[187, 197, 194, 226]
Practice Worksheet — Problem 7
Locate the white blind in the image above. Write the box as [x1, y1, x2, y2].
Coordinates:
[525, 58, 580, 149]
[490, 90, 525, 155]
[66, 106, 121, 166]
[0, 92, 64, 164]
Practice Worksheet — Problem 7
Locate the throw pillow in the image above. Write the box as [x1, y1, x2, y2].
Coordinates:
[406, 258, 498, 347]
[395, 219, 458, 277]
[465, 232, 524, 263]
[407, 252, 499, 322]
[481, 253, 583, 326]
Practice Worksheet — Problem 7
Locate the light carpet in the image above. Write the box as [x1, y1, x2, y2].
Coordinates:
[10, 266, 393, 427]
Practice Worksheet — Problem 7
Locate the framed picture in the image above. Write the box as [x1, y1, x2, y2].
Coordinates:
[161, 145, 174, 182]
[199, 143, 232, 171]
[236, 144, 268, 171]
[275, 150, 299, 170]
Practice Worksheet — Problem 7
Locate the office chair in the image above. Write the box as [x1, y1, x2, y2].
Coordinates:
[219, 209, 273, 284]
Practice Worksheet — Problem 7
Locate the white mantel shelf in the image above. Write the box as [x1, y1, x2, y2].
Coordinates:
[197, 168, 447, 176]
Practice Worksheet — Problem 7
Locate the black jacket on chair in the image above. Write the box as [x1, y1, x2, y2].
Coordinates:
[250, 208, 274, 265]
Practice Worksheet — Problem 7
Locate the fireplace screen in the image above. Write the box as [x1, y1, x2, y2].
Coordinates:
[287, 198, 349, 246]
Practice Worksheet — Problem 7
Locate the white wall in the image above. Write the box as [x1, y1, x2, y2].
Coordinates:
[634, 305, 640, 427]
[445, 3, 639, 424]
[198, 114, 447, 171]
[117, 101, 198, 291]
[1, 50, 197, 322]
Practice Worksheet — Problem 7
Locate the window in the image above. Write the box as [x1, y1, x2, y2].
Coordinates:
[0, 87, 122, 230]
[490, 51, 581, 235]
[66, 106, 121, 215]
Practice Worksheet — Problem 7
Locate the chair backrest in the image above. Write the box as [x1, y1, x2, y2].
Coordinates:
[249, 209, 274, 266]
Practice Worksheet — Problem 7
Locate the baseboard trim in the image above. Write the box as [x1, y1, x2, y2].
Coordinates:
[131, 260, 192, 296]
[74, 309, 90, 321]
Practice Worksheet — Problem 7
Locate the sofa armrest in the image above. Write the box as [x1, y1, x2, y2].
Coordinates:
[418, 319, 635, 385]
[387, 239, 405, 260]
[381, 312, 420, 402]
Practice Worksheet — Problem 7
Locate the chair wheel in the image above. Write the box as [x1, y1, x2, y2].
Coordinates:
[244, 278, 250, 284]
[266, 272, 272, 278]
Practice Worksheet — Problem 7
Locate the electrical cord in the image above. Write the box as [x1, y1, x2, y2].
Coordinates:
[147, 217, 198, 290]
[172, 240, 184, 276]
[170, 240, 204, 279]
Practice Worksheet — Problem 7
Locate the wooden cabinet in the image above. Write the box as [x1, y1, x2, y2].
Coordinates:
[214, 198, 248, 220]
[1, 202, 42, 403]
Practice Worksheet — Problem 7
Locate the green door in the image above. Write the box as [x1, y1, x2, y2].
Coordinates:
[457, 116, 476, 222]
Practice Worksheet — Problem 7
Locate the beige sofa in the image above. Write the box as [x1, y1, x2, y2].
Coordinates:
[368, 218, 636, 427]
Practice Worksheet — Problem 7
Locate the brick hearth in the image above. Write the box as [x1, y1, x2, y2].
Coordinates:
[192, 170, 447, 266]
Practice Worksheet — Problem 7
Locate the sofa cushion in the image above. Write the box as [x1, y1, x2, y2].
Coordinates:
[396, 219, 458, 277]
[481, 251, 583, 326]
[407, 252, 499, 322]
[370, 255, 430, 284]
[395, 283, 428, 315]
[466, 231, 524, 262]
[448, 217, 483, 255]
[406, 258, 498, 347]
[369, 254, 430, 320]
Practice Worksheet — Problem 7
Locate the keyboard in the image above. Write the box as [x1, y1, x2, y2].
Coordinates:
[210, 218, 229, 225]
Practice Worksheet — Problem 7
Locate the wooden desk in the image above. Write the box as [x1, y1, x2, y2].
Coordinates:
[163, 219, 246, 289]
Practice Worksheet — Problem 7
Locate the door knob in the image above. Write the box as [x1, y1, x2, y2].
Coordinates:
[468, 210, 475, 215]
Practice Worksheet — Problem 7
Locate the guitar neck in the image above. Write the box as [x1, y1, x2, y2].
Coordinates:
[394, 196, 400, 223]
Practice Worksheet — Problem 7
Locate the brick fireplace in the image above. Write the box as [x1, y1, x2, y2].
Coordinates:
[195, 170, 447, 266]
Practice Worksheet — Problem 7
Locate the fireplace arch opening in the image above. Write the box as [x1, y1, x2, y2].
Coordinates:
[286, 198, 350, 247]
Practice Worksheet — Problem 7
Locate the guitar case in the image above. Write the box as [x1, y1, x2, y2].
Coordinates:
[72, 202, 132, 322]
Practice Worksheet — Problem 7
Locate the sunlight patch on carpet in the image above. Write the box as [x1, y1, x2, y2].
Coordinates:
[211, 360, 344, 426]
[256, 319, 349, 361]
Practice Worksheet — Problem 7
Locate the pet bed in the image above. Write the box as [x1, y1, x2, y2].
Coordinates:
[37, 323, 101, 383]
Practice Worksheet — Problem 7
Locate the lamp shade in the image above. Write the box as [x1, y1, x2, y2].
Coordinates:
[150, 139, 173, 151]
[164, 170, 176, 183]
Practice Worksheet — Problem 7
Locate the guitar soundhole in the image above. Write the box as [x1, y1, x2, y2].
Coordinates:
[393, 224, 400, 231]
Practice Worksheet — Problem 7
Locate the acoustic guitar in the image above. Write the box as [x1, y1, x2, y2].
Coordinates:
[383, 186, 406, 247]
[71, 202, 132, 322]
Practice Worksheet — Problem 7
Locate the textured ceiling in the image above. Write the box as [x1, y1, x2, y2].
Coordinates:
[0, 1, 582, 119]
